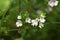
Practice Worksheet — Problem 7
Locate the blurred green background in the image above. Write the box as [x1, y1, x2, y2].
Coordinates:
[0, 0, 60, 40]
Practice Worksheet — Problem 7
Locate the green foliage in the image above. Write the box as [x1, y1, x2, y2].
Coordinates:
[0, 0, 60, 40]
[0, 0, 12, 17]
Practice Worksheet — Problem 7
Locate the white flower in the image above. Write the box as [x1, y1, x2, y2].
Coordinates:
[39, 17, 45, 23]
[25, 17, 31, 23]
[17, 15, 21, 19]
[39, 23, 44, 28]
[31, 19, 38, 27]
[48, 0, 55, 7]
[16, 20, 22, 27]
[54, 0, 58, 6]
[37, 10, 42, 14]
[48, 0, 58, 7]
[39, 15, 46, 23]
[45, 7, 52, 12]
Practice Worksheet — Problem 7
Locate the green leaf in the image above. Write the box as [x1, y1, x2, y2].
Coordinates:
[0, 0, 12, 16]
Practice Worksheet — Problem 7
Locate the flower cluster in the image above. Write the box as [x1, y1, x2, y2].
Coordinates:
[16, 13, 46, 28]
[15, 0, 59, 28]
[48, 0, 58, 7]
[16, 15, 22, 27]
[30, 14, 45, 28]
